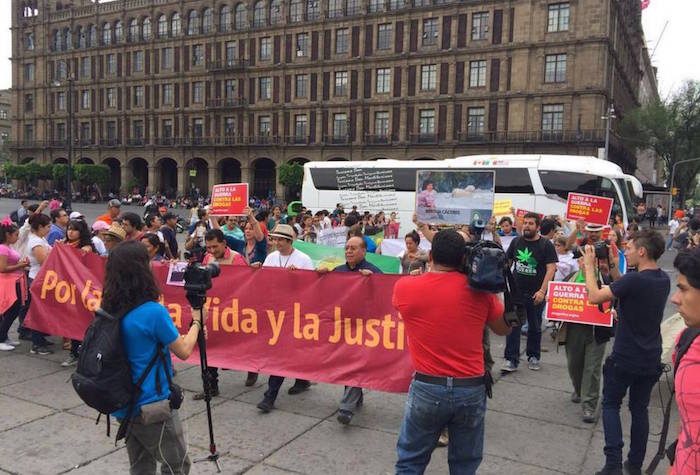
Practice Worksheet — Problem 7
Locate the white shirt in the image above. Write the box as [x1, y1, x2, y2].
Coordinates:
[554, 252, 579, 281]
[92, 236, 108, 256]
[263, 249, 314, 270]
[669, 219, 680, 236]
[27, 233, 51, 279]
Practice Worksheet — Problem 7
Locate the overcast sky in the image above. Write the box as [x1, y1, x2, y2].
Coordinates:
[0, 0, 697, 99]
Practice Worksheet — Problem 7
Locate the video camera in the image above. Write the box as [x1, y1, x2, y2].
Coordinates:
[184, 262, 220, 309]
[572, 238, 610, 260]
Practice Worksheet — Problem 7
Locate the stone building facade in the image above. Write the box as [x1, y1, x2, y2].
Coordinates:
[10, 0, 653, 198]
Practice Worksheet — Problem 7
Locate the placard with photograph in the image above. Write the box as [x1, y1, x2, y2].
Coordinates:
[415, 170, 495, 226]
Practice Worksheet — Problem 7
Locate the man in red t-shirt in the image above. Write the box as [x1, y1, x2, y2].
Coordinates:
[392, 229, 511, 474]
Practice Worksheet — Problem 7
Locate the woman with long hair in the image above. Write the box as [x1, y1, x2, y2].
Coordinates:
[104, 241, 201, 474]
[26, 213, 54, 355]
[141, 232, 165, 261]
[0, 220, 29, 351]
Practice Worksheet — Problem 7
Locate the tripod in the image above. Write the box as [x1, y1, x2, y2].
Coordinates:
[186, 291, 222, 473]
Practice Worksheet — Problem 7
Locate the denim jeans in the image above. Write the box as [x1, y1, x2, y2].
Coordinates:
[264, 376, 310, 402]
[601, 356, 662, 470]
[396, 379, 486, 475]
[504, 298, 544, 366]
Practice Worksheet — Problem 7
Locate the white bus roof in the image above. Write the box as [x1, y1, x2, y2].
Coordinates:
[305, 154, 626, 177]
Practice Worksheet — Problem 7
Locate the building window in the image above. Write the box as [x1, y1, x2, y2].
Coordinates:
[348, 0, 361, 15]
[333, 113, 348, 139]
[162, 84, 173, 105]
[419, 109, 435, 136]
[0, 110, 6, 120]
[329, 0, 344, 17]
[308, 0, 321, 20]
[56, 61, 67, 81]
[334, 71, 348, 96]
[235, 4, 248, 29]
[369, 0, 384, 13]
[134, 51, 144, 72]
[225, 79, 236, 98]
[202, 8, 214, 33]
[188, 10, 200, 35]
[77, 27, 86, 48]
[80, 57, 89, 78]
[106, 54, 116, 75]
[102, 22, 111, 45]
[296, 33, 309, 57]
[542, 104, 564, 132]
[57, 92, 66, 111]
[220, 6, 232, 32]
[224, 117, 235, 138]
[376, 68, 391, 94]
[106, 121, 116, 140]
[162, 48, 173, 69]
[81, 90, 90, 109]
[544, 53, 567, 83]
[24, 32, 35, 50]
[133, 120, 144, 139]
[472, 12, 489, 40]
[226, 42, 237, 65]
[260, 37, 272, 60]
[24, 94, 33, 112]
[65, 29, 73, 50]
[377, 23, 392, 50]
[295, 74, 308, 98]
[142, 18, 152, 40]
[422, 18, 438, 46]
[134, 86, 144, 107]
[259, 115, 271, 135]
[115, 21, 123, 43]
[271, 0, 283, 24]
[294, 114, 307, 140]
[157, 15, 168, 38]
[89, 24, 97, 47]
[192, 45, 204, 66]
[375, 111, 389, 137]
[335, 28, 349, 54]
[24, 63, 35, 82]
[80, 122, 91, 142]
[421, 64, 437, 91]
[24, 124, 34, 142]
[193, 118, 204, 139]
[192, 82, 203, 103]
[469, 60, 487, 87]
[171, 13, 182, 36]
[162, 119, 173, 138]
[467, 107, 485, 136]
[254, 1, 267, 27]
[107, 88, 116, 108]
[129, 19, 139, 42]
[390, 0, 408, 9]
[548, 3, 570, 32]
[290, 0, 304, 23]
[259, 77, 271, 100]
[56, 123, 66, 141]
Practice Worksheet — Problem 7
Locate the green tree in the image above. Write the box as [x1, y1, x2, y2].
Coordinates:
[620, 80, 700, 206]
[278, 162, 304, 187]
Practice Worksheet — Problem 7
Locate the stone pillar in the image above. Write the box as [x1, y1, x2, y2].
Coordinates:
[178, 166, 186, 195]
[121, 165, 130, 194]
[148, 166, 157, 194]
[275, 165, 284, 202]
[208, 166, 216, 191]
[241, 166, 251, 185]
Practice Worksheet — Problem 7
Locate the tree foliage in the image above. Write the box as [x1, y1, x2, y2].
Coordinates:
[6, 163, 110, 188]
[620, 80, 700, 205]
[277, 162, 305, 187]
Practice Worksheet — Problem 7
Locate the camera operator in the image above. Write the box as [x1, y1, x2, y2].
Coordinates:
[105, 241, 202, 475]
[392, 229, 511, 474]
[582, 230, 669, 475]
[191, 229, 248, 400]
[502, 213, 558, 372]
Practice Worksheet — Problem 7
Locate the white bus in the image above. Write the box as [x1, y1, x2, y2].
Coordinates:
[301, 155, 643, 235]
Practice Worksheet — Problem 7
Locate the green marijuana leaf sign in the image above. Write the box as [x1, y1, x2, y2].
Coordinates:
[516, 248, 537, 268]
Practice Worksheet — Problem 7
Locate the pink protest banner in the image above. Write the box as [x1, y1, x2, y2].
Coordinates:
[566, 192, 614, 226]
[546, 281, 613, 327]
[210, 183, 248, 216]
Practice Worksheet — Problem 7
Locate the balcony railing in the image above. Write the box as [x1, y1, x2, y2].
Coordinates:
[286, 135, 310, 145]
[365, 134, 393, 145]
[410, 133, 438, 144]
[206, 98, 248, 109]
[323, 134, 350, 145]
[249, 135, 280, 145]
[456, 129, 607, 144]
[206, 59, 247, 72]
[100, 139, 121, 147]
[126, 138, 145, 146]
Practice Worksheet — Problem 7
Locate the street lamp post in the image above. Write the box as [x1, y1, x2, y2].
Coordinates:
[54, 75, 74, 211]
[667, 157, 700, 223]
[602, 104, 616, 161]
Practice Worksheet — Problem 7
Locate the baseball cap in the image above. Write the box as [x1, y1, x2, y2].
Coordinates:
[69, 211, 84, 220]
[108, 199, 121, 208]
[269, 224, 296, 241]
[584, 223, 605, 232]
[92, 220, 110, 232]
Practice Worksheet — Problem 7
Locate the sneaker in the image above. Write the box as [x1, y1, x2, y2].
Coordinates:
[4, 338, 20, 346]
[582, 408, 596, 423]
[527, 357, 541, 371]
[288, 380, 311, 395]
[193, 387, 219, 400]
[257, 397, 275, 413]
[337, 410, 353, 425]
[30, 345, 53, 355]
[18, 330, 32, 341]
[571, 392, 581, 403]
[594, 468, 623, 475]
[245, 372, 258, 387]
[501, 360, 518, 373]
[623, 461, 642, 475]
[0, 342, 15, 351]
[61, 354, 79, 367]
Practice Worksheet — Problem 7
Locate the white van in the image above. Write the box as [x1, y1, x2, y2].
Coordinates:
[301, 155, 641, 235]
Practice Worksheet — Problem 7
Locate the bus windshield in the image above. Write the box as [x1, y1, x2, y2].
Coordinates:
[617, 178, 637, 222]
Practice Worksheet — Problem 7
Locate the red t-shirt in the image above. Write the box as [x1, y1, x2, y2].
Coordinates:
[392, 272, 503, 378]
[202, 247, 247, 266]
[672, 333, 700, 475]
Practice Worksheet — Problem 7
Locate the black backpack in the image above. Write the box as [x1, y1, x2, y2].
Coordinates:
[71, 308, 163, 442]
[646, 327, 700, 473]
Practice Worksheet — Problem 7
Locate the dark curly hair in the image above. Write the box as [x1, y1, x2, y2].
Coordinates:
[101, 240, 160, 317]
[0, 221, 19, 244]
[66, 219, 96, 252]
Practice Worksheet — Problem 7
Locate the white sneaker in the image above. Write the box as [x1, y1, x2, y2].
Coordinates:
[501, 360, 518, 372]
[0, 342, 15, 351]
[4, 338, 20, 346]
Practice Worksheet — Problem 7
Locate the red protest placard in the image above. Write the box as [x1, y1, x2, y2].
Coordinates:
[514, 209, 544, 225]
[566, 192, 614, 226]
[546, 281, 613, 327]
[210, 183, 248, 216]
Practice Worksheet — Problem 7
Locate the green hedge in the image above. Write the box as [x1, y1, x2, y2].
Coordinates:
[4, 163, 111, 187]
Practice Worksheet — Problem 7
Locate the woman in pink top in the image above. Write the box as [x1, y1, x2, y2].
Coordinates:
[670, 248, 700, 474]
[0, 219, 30, 351]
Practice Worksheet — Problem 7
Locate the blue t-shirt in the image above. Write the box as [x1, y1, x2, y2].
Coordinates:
[46, 224, 65, 246]
[112, 301, 179, 420]
[225, 236, 267, 264]
[609, 268, 670, 370]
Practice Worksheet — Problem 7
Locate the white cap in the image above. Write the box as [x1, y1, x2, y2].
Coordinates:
[69, 211, 84, 220]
